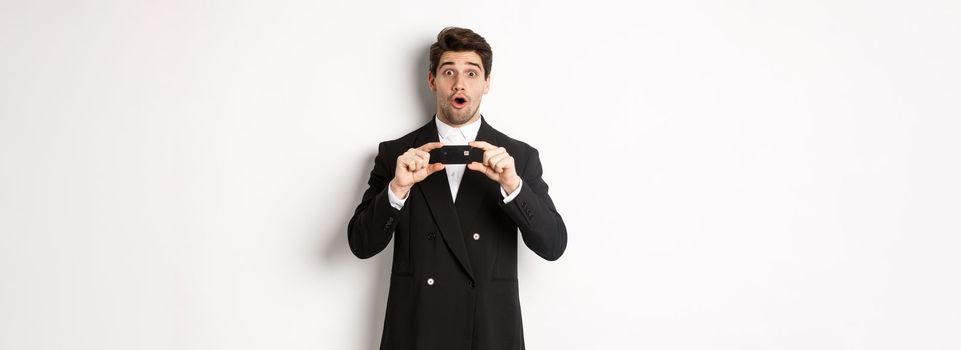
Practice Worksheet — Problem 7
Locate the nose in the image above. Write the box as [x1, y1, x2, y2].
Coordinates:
[452, 76, 466, 91]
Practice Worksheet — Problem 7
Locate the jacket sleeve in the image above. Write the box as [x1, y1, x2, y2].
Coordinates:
[499, 147, 568, 261]
[347, 142, 403, 259]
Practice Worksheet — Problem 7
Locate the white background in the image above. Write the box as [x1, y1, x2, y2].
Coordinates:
[2, 0, 960, 349]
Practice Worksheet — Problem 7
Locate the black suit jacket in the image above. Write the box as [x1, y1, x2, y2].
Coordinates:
[348, 116, 567, 350]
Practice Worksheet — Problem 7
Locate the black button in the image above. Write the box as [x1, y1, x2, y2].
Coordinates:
[468, 281, 475, 288]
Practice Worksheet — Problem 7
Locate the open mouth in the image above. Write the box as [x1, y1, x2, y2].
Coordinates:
[451, 96, 468, 109]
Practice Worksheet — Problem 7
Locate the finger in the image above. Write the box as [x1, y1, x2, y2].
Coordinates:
[485, 147, 508, 166]
[493, 156, 513, 173]
[402, 156, 418, 171]
[485, 146, 505, 158]
[482, 148, 502, 165]
[405, 150, 427, 169]
[492, 157, 504, 173]
[406, 158, 420, 172]
[400, 158, 414, 172]
[397, 151, 413, 169]
[469, 141, 496, 151]
[413, 149, 430, 164]
[418, 141, 445, 152]
[487, 152, 508, 168]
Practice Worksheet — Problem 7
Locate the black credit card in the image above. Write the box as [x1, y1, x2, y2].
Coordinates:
[429, 145, 485, 164]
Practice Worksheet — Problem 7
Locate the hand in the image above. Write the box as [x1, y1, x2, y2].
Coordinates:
[467, 141, 521, 194]
[390, 142, 446, 198]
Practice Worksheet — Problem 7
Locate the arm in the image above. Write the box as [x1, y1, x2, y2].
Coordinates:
[347, 142, 402, 259]
[347, 141, 446, 259]
[499, 147, 568, 261]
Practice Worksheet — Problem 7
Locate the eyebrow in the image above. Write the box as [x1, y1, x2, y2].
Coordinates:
[438, 61, 483, 71]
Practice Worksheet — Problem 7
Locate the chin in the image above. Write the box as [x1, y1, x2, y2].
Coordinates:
[442, 107, 476, 125]
[451, 114, 471, 124]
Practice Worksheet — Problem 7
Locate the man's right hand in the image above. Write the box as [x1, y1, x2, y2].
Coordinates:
[390, 142, 446, 199]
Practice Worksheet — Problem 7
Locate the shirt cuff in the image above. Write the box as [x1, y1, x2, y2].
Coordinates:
[500, 179, 523, 203]
[387, 185, 408, 210]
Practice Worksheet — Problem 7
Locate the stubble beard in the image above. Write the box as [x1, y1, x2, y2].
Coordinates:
[440, 99, 479, 126]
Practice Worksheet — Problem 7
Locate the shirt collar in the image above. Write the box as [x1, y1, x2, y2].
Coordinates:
[435, 115, 482, 143]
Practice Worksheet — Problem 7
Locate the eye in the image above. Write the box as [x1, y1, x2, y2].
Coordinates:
[468, 71, 476, 77]
[444, 70, 454, 76]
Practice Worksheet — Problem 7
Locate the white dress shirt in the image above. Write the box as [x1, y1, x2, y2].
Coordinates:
[388, 116, 523, 210]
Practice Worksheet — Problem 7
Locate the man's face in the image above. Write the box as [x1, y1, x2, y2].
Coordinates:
[428, 51, 490, 126]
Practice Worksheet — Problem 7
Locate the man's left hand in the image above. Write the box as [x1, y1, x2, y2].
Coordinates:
[468, 141, 521, 194]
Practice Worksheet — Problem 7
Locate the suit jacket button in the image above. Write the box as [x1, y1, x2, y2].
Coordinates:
[468, 281, 475, 288]
[427, 278, 435, 286]
[472, 233, 480, 241]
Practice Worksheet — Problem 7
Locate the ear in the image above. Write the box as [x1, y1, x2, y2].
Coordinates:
[427, 71, 437, 92]
[483, 74, 491, 94]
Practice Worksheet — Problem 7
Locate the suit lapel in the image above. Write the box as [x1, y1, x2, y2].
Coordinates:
[413, 118, 475, 282]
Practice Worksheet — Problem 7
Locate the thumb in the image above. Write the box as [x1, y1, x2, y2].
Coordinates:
[426, 163, 446, 175]
[467, 162, 492, 176]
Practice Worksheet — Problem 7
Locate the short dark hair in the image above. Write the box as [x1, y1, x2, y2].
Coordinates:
[429, 27, 492, 79]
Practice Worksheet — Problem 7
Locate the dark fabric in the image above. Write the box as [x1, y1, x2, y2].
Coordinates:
[348, 116, 568, 350]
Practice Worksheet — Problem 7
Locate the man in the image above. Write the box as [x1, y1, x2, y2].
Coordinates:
[348, 27, 567, 350]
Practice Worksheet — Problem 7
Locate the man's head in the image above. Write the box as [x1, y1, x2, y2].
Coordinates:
[427, 27, 492, 126]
